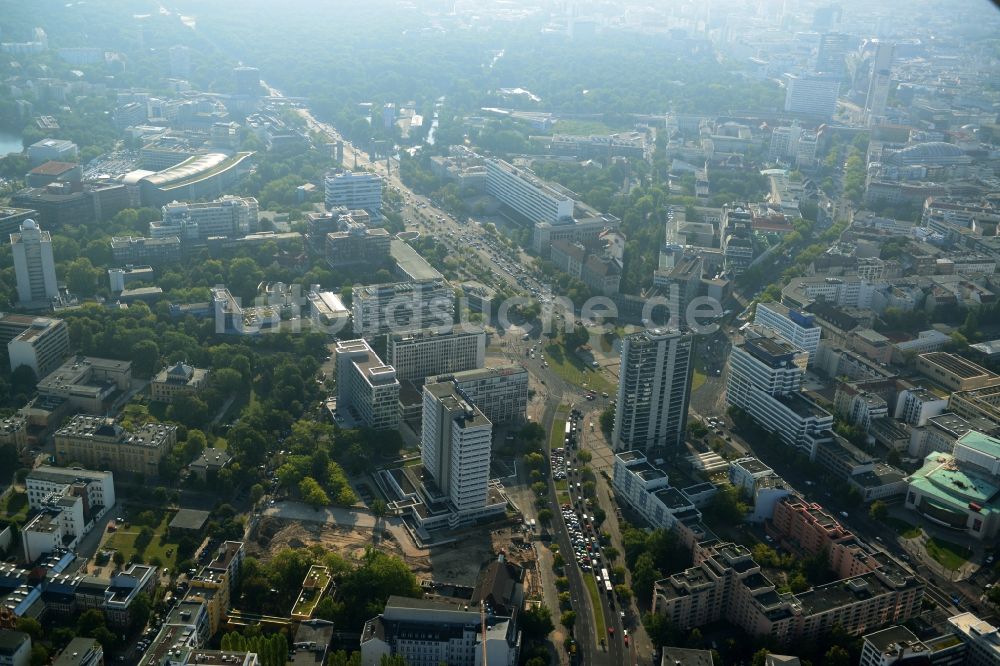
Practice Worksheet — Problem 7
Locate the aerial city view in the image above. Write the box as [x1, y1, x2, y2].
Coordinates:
[0, 0, 999, 665]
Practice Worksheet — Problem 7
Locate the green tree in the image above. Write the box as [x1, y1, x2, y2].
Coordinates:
[869, 500, 889, 522]
[299, 476, 330, 508]
[66, 257, 100, 296]
[560, 610, 577, 630]
[520, 604, 555, 641]
[824, 645, 851, 666]
[15, 617, 43, 639]
[251, 483, 265, 505]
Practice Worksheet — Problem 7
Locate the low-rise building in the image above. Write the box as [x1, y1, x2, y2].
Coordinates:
[916, 352, 1000, 393]
[360, 595, 519, 666]
[150, 362, 208, 403]
[0, 631, 31, 666]
[52, 638, 103, 666]
[54, 415, 176, 477]
[36, 356, 132, 414]
[947, 612, 1000, 666]
[110, 236, 182, 264]
[189, 448, 231, 482]
[904, 431, 1000, 540]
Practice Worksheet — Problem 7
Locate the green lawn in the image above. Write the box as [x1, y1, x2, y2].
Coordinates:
[550, 418, 567, 451]
[886, 517, 922, 539]
[692, 368, 707, 392]
[925, 537, 972, 571]
[0, 491, 29, 523]
[583, 574, 607, 639]
[544, 344, 614, 393]
[552, 119, 620, 135]
[105, 509, 180, 570]
[555, 479, 569, 491]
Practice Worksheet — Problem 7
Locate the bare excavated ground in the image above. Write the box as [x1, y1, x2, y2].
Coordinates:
[250, 516, 524, 586]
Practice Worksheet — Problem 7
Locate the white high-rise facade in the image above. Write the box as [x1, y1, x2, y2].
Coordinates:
[11, 219, 58, 306]
[612, 329, 693, 452]
[334, 339, 400, 430]
[152, 196, 259, 242]
[324, 170, 383, 213]
[753, 301, 822, 365]
[421, 382, 493, 515]
[387, 326, 486, 381]
[864, 40, 894, 127]
[783, 73, 841, 118]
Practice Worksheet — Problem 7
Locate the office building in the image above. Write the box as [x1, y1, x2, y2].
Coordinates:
[168, 45, 191, 79]
[485, 157, 574, 224]
[815, 32, 849, 76]
[334, 339, 400, 430]
[150, 361, 209, 404]
[0, 207, 37, 239]
[360, 596, 519, 666]
[948, 613, 1000, 666]
[27, 139, 78, 167]
[864, 41, 894, 127]
[351, 280, 455, 337]
[426, 365, 529, 426]
[421, 382, 493, 517]
[11, 219, 58, 307]
[612, 329, 693, 453]
[768, 123, 819, 168]
[859, 626, 933, 666]
[387, 326, 486, 381]
[36, 356, 132, 414]
[54, 415, 176, 477]
[152, 196, 259, 243]
[0, 632, 30, 666]
[326, 221, 391, 267]
[727, 334, 833, 458]
[26, 466, 116, 515]
[110, 236, 182, 264]
[754, 301, 821, 364]
[324, 171, 382, 214]
[233, 66, 261, 96]
[1, 314, 69, 379]
[904, 431, 1000, 541]
[783, 73, 841, 118]
[108, 265, 154, 293]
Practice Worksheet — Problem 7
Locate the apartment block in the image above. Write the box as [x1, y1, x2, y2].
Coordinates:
[54, 415, 176, 476]
[0, 314, 69, 379]
[653, 541, 922, 643]
[334, 339, 400, 430]
[612, 451, 702, 531]
[947, 613, 1000, 666]
[387, 326, 486, 381]
[613, 329, 693, 453]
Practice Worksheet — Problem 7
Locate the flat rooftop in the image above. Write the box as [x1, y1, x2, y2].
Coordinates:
[920, 352, 995, 380]
[734, 457, 772, 475]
